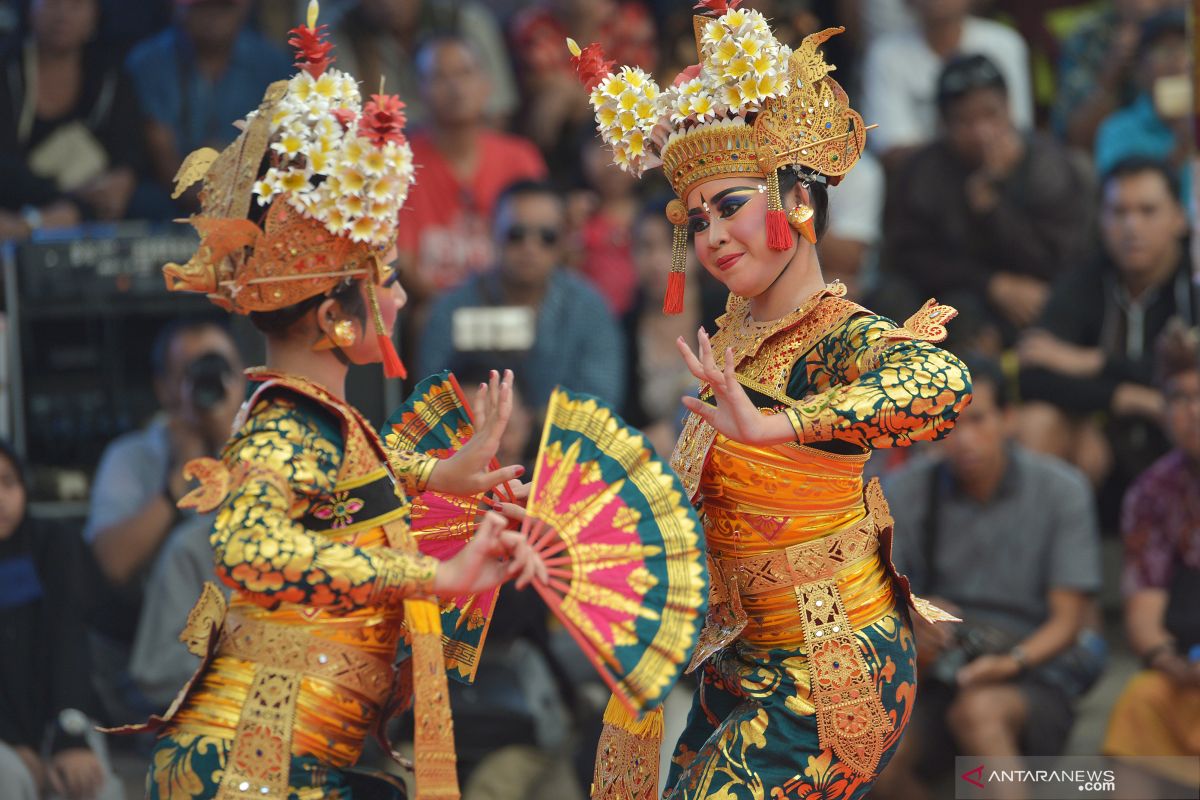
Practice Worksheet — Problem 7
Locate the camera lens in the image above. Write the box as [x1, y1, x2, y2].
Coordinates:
[185, 352, 233, 412]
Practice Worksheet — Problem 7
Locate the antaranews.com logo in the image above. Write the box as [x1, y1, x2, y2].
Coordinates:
[953, 756, 1199, 799]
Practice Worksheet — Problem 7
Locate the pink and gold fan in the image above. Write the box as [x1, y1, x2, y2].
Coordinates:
[522, 388, 707, 714]
[384, 371, 512, 682]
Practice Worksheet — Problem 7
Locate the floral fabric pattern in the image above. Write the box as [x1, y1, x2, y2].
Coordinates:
[664, 612, 917, 800]
[212, 392, 438, 612]
[786, 313, 972, 448]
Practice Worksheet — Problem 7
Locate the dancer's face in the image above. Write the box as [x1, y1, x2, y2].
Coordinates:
[686, 176, 794, 299]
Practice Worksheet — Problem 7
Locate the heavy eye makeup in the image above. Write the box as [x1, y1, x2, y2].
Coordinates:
[687, 186, 756, 236]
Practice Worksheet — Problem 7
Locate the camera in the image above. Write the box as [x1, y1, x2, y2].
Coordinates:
[183, 351, 234, 413]
[928, 622, 1018, 685]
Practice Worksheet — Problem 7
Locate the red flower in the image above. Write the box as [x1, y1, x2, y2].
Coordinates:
[693, 0, 743, 14]
[288, 23, 335, 78]
[331, 107, 356, 130]
[570, 41, 615, 92]
[673, 63, 701, 87]
[358, 94, 408, 147]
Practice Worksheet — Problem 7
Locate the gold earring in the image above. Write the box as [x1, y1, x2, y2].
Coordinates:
[788, 204, 817, 244]
[332, 319, 357, 348]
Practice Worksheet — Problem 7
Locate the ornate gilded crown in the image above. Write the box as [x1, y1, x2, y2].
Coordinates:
[162, 0, 413, 377]
[569, 1, 867, 313]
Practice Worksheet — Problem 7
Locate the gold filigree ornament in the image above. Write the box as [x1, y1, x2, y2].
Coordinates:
[569, 3, 871, 314]
[177, 457, 232, 513]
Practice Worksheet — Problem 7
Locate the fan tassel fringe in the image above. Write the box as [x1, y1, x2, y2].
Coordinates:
[590, 695, 663, 800]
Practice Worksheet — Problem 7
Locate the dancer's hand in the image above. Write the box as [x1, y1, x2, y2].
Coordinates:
[427, 370, 525, 495]
[489, 480, 531, 525]
[677, 328, 794, 446]
[432, 511, 547, 595]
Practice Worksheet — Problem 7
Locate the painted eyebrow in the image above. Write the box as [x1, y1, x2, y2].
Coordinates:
[687, 185, 758, 215]
[711, 186, 756, 203]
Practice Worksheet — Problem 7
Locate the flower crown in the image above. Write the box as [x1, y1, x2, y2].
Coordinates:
[570, 0, 867, 313]
[162, 0, 413, 377]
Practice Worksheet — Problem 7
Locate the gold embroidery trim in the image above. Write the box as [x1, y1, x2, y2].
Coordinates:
[670, 289, 863, 494]
[389, 449, 439, 494]
[713, 523, 879, 598]
[686, 511, 880, 674]
[217, 611, 394, 706]
[591, 697, 664, 800]
[406, 598, 461, 799]
[797, 577, 892, 779]
[215, 667, 300, 799]
[858, 298, 958, 374]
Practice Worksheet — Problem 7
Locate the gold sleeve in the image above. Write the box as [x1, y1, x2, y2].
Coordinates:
[211, 398, 439, 610]
[787, 313, 972, 449]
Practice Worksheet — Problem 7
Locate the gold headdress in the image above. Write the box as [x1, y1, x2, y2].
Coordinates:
[162, 0, 413, 377]
[569, 1, 866, 313]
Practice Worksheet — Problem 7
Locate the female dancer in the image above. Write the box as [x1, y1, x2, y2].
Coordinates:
[572, 7, 972, 799]
[125, 5, 542, 798]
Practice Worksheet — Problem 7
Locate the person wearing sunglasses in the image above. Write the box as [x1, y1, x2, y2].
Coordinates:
[418, 179, 628, 410]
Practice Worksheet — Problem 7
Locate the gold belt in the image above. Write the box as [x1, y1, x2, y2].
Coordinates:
[709, 518, 879, 598]
[217, 611, 394, 706]
[208, 611, 395, 800]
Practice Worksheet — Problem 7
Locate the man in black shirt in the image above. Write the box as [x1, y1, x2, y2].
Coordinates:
[1019, 156, 1194, 512]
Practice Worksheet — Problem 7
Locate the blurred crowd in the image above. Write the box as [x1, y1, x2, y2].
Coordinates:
[0, 0, 1198, 798]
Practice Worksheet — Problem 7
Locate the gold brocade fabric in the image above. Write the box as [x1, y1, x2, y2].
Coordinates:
[171, 526, 404, 768]
[698, 436, 893, 650]
[145, 371, 456, 799]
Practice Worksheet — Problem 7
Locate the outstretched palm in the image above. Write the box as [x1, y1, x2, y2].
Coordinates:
[676, 328, 795, 446]
[428, 369, 524, 496]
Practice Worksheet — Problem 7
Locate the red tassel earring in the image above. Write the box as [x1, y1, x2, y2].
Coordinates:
[765, 168, 793, 251]
[663, 199, 689, 315]
[366, 265, 407, 380]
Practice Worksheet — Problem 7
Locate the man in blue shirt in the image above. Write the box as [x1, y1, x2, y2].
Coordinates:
[1094, 8, 1190, 202]
[418, 180, 627, 410]
[125, 0, 291, 214]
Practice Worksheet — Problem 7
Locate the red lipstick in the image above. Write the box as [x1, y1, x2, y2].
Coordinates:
[716, 252, 743, 271]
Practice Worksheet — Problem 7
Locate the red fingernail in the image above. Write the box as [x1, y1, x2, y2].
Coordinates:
[515, 466, 526, 476]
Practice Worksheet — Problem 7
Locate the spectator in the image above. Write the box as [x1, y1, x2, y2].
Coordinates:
[820, 147, 883, 300]
[879, 55, 1094, 350]
[418, 180, 626, 409]
[331, 0, 518, 129]
[1052, 0, 1175, 149]
[1102, 325, 1200, 795]
[0, 0, 147, 239]
[1094, 8, 1191, 201]
[96, 0, 172, 56]
[126, 502, 228, 713]
[1019, 157, 1194, 495]
[0, 440, 122, 800]
[874, 355, 1105, 800]
[573, 136, 640, 316]
[620, 199, 701, 458]
[395, 35, 547, 301]
[125, 0, 291, 215]
[84, 320, 244, 722]
[861, 0, 1033, 169]
[509, 0, 656, 173]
